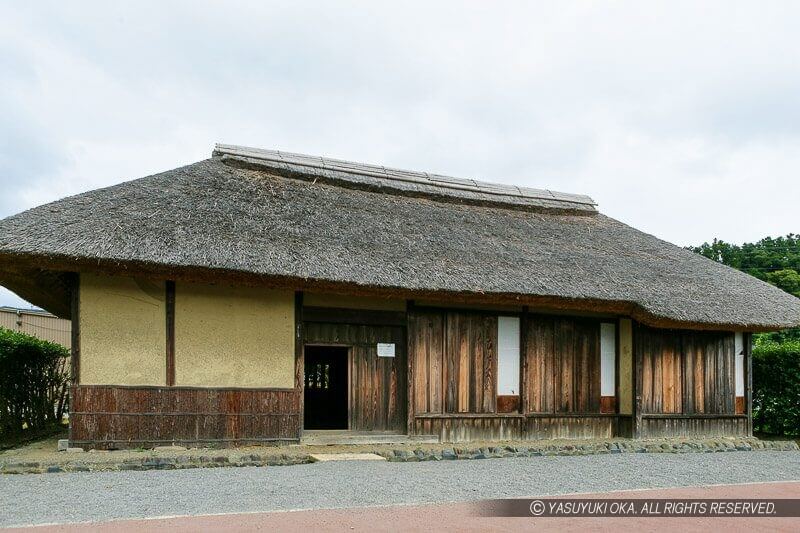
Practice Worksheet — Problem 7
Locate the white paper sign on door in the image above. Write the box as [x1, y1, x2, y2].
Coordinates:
[377, 343, 395, 357]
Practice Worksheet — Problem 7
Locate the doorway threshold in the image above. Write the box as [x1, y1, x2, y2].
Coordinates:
[301, 430, 439, 446]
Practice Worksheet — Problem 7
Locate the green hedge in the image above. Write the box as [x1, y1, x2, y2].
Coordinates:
[752, 339, 800, 437]
[0, 327, 70, 438]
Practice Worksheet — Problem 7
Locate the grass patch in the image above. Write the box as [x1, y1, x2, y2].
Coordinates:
[0, 423, 68, 452]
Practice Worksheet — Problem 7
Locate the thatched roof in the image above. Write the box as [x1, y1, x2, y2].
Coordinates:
[0, 144, 798, 330]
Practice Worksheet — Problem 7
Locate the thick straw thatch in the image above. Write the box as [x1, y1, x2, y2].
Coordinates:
[0, 145, 798, 330]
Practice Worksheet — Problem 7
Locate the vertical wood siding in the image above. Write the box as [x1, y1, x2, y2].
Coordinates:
[446, 312, 498, 413]
[408, 312, 444, 414]
[412, 415, 525, 442]
[303, 322, 407, 432]
[408, 310, 631, 441]
[409, 310, 497, 415]
[523, 316, 601, 414]
[70, 385, 300, 449]
[636, 325, 736, 415]
[639, 416, 748, 438]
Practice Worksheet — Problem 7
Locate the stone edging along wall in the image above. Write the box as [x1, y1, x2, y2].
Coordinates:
[1, 438, 797, 475]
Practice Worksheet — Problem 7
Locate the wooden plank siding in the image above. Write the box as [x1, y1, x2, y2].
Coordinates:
[636, 325, 736, 415]
[408, 310, 626, 441]
[413, 414, 525, 442]
[303, 321, 407, 432]
[526, 414, 620, 439]
[523, 316, 602, 414]
[408, 311, 444, 414]
[635, 324, 746, 438]
[639, 415, 748, 438]
[70, 385, 300, 449]
[497, 395, 520, 413]
[445, 313, 497, 414]
[409, 310, 498, 415]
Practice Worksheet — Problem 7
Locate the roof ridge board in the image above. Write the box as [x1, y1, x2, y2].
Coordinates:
[213, 143, 597, 207]
[221, 153, 598, 216]
[519, 186, 558, 200]
[229, 153, 598, 209]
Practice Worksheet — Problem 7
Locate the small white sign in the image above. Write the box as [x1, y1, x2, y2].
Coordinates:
[377, 343, 395, 357]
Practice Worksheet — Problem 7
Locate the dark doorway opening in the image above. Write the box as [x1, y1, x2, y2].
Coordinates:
[304, 346, 349, 430]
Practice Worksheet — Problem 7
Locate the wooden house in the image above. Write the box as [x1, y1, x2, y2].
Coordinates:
[0, 144, 798, 449]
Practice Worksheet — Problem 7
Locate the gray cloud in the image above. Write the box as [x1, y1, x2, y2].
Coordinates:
[1, 1, 799, 308]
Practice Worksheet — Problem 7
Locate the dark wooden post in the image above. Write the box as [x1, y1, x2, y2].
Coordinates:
[745, 332, 753, 436]
[632, 321, 643, 439]
[614, 318, 621, 415]
[165, 281, 176, 386]
[294, 291, 304, 439]
[406, 299, 415, 436]
[70, 274, 80, 386]
[519, 306, 529, 416]
[69, 274, 80, 446]
[518, 306, 529, 438]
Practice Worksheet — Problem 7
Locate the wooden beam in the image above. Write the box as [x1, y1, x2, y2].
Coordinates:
[525, 412, 621, 419]
[614, 318, 620, 414]
[68, 274, 80, 446]
[406, 299, 415, 435]
[302, 306, 406, 326]
[3, 251, 784, 333]
[294, 291, 304, 435]
[745, 332, 753, 435]
[70, 274, 80, 385]
[165, 281, 176, 386]
[641, 413, 747, 419]
[632, 321, 643, 438]
[73, 383, 297, 392]
[519, 306, 528, 416]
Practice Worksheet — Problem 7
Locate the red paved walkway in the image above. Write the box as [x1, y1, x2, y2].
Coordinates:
[8, 481, 800, 532]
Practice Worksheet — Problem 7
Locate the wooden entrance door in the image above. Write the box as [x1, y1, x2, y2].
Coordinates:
[303, 322, 407, 432]
[304, 346, 349, 429]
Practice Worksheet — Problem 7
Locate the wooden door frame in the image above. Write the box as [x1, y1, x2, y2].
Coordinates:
[302, 342, 353, 431]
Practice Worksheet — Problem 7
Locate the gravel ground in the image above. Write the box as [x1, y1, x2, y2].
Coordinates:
[2, 451, 799, 527]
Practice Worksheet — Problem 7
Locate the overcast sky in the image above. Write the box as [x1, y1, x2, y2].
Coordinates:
[2, 1, 799, 308]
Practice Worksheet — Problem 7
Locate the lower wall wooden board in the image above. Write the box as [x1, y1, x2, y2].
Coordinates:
[497, 395, 520, 413]
[639, 415, 748, 438]
[735, 396, 745, 415]
[526, 415, 620, 440]
[413, 415, 525, 442]
[412, 414, 632, 442]
[600, 396, 616, 414]
[70, 385, 301, 449]
[412, 413, 747, 441]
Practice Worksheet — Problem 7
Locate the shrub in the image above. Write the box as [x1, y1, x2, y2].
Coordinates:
[0, 327, 70, 438]
[752, 339, 800, 436]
